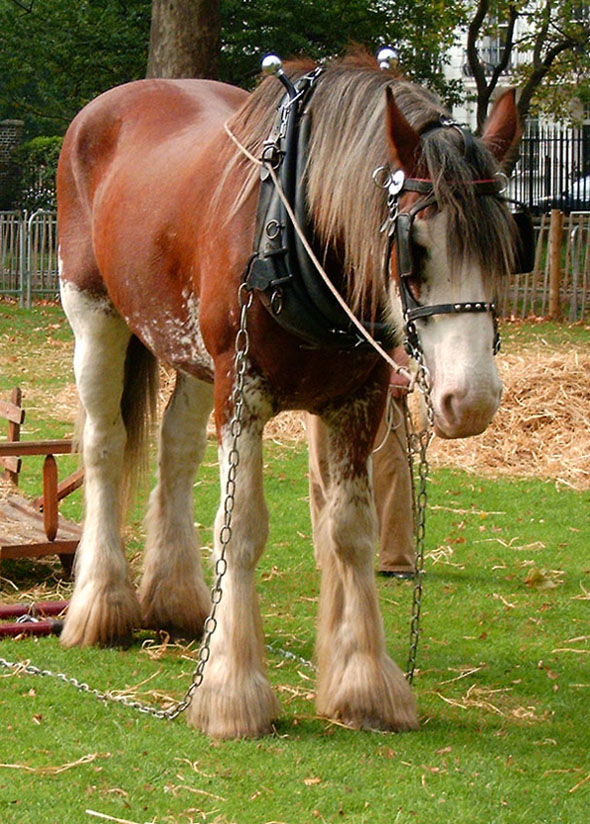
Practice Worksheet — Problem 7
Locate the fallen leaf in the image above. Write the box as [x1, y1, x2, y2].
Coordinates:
[525, 567, 562, 589]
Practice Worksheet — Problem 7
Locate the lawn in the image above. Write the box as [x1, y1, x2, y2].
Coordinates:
[0, 304, 589, 824]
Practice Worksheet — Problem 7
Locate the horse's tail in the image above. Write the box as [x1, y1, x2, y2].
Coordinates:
[120, 335, 159, 514]
[73, 334, 159, 518]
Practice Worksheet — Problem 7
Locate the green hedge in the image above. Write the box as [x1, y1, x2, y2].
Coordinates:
[11, 135, 63, 212]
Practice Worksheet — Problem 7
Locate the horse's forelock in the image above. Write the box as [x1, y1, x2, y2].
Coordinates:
[303, 68, 451, 316]
[421, 131, 516, 279]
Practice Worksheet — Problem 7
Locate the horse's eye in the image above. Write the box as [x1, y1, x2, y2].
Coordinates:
[412, 242, 429, 276]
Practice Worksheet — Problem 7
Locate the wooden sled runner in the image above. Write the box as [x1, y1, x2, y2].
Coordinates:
[0, 387, 83, 575]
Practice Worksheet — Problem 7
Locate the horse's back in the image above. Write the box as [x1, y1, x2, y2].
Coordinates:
[59, 78, 246, 211]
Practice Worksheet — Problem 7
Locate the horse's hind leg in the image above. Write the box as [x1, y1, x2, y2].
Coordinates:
[60, 283, 141, 647]
[140, 372, 213, 637]
[311, 401, 419, 732]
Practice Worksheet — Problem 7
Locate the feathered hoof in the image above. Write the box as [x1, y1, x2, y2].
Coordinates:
[60, 582, 141, 648]
[186, 664, 281, 739]
[316, 653, 419, 732]
[139, 577, 211, 639]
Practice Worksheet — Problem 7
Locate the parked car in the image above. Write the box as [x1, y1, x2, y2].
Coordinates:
[551, 175, 590, 213]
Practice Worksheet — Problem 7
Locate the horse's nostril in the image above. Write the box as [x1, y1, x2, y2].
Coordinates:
[439, 389, 463, 426]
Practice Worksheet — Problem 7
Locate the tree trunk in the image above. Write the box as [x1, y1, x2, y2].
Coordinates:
[146, 0, 220, 80]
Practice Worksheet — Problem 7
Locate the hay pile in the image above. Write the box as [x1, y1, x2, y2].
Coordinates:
[30, 346, 590, 490]
[428, 349, 590, 490]
[263, 348, 590, 491]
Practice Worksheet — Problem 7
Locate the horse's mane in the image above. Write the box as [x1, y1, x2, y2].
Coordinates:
[223, 51, 515, 315]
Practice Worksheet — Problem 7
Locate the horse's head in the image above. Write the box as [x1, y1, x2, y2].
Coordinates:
[385, 89, 521, 439]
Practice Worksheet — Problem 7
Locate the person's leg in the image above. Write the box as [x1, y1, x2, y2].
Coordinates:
[372, 397, 415, 574]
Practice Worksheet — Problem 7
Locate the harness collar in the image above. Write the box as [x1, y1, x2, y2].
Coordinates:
[245, 68, 395, 351]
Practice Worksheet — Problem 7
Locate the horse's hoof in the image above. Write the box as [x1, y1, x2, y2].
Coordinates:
[60, 583, 141, 648]
[316, 653, 419, 732]
[139, 578, 211, 639]
[186, 664, 281, 739]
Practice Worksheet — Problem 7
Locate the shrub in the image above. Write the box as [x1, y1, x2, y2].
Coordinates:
[11, 135, 63, 212]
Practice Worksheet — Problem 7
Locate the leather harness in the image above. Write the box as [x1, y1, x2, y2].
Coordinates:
[244, 70, 535, 356]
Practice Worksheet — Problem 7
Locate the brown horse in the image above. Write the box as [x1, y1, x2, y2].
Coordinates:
[57, 53, 521, 738]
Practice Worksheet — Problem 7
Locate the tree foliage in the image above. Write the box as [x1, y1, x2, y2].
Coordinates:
[0, 0, 150, 135]
[0, 0, 463, 137]
[463, 0, 590, 130]
[219, 0, 462, 97]
[10, 135, 62, 210]
[0, 0, 588, 141]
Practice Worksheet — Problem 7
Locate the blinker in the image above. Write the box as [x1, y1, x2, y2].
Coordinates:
[395, 213, 414, 281]
[511, 208, 535, 275]
[381, 170, 533, 359]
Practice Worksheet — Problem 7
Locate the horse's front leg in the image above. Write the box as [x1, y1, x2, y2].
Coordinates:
[187, 373, 280, 738]
[313, 399, 419, 732]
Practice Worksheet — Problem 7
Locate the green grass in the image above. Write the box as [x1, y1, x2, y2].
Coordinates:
[0, 306, 589, 823]
[499, 316, 590, 351]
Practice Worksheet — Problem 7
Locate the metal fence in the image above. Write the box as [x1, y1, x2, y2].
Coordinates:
[2, 208, 589, 321]
[0, 210, 59, 306]
[497, 212, 590, 320]
[510, 125, 590, 213]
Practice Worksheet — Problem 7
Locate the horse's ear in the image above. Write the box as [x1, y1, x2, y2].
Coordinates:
[481, 88, 522, 163]
[385, 86, 421, 175]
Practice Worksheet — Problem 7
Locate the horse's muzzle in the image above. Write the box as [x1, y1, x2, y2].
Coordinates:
[433, 381, 503, 439]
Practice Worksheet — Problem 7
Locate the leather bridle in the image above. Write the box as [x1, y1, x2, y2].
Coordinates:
[246, 68, 534, 358]
[379, 171, 504, 357]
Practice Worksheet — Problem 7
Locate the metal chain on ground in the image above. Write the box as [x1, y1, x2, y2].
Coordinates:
[0, 282, 254, 720]
[0, 641, 316, 714]
[405, 349, 435, 684]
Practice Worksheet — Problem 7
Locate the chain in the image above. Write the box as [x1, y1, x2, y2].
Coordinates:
[0, 655, 174, 717]
[405, 347, 435, 685]
[0, 282, 254, 720]
[165, 281, 254, 719]
[0, 640, 317, 714]
[1, 282, 432, 704]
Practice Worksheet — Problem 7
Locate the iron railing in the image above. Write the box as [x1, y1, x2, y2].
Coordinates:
[509, 125, 590, 214]
[0, 210, 59, 306]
